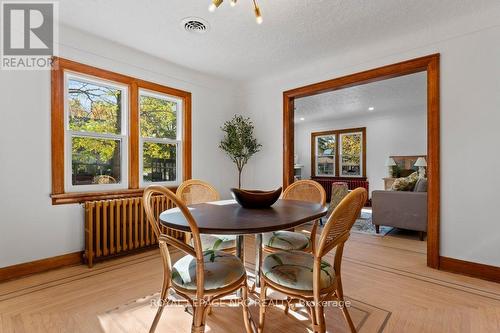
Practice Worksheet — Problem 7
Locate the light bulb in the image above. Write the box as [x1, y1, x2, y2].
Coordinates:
[230, 0, 237, 7]
[209, 0, 223, 12]
[255, 6, 263, 24]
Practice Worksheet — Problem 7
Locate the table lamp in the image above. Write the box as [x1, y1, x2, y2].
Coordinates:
[414, 157, 427, 178]
[385, 157, 397, 177]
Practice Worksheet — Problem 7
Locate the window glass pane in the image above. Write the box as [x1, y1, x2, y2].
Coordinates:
[71, 137, 121, 185]
[142, 142, 177, 182]
[341, 133, 362, 176]
[316, 135, 335, 176]
[140, 93, 177, 139]
[317, 156, 335, 175]
[68, 78, 123, 135]
[317, 135, 335, 156]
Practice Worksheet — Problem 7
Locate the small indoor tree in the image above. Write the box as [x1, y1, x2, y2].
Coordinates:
[219, 115, 262, 188]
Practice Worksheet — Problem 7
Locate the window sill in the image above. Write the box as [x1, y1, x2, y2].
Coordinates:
[51, 187, 178, 205]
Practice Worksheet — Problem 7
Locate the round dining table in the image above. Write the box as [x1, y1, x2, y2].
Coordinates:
[159, 199, 328, 287]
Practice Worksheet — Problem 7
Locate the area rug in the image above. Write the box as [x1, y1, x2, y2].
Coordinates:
[351, 209, 393, 236]
[99, 290, 391, 333]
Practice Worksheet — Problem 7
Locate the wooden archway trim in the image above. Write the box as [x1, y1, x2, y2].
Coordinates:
[283, 54, 440, 268]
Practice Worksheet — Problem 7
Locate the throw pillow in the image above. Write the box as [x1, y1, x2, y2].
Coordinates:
[391, 172, 419, 191]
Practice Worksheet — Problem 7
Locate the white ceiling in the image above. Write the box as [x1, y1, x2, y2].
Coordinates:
[59, 0, 499, 81]
[294, 71, 426, 122]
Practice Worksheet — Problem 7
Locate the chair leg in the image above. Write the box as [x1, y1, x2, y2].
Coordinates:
[258, 281, 268, 333]
[201, 304, 210, 328]
[336, 280, 356, 333]
[340, 305, 356, 333]
[284, 296, 290, 315]
[191, 303, 207, 333]
[149, 274, 170, 333]
[309, 305, 320, 333]
[241, 284, 253, 333]
[314, 305, 326, 333]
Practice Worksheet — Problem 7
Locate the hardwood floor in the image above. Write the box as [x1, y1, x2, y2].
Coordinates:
[1, 230, 499, 332]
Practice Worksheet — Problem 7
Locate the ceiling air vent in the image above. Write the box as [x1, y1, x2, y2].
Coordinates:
[181, 17, 210, 34]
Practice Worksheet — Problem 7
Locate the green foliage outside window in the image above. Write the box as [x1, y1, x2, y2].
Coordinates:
[68, 79, 180, 185]
[341, 134, 361, 164]
[69, 79, 122, 184]
[140, 95, 177, 140]
[317, 136, 335, 155]
[140, 94, 178, 182]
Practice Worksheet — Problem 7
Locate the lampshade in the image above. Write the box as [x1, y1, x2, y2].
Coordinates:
[414, 157, 427, 167]
[385, 157, 397, 166]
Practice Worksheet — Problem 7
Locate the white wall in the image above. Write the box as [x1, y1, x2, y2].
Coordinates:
[241, 12, 500, 266]
[0, 25, 240, 268]
[294, 110, 427, 192]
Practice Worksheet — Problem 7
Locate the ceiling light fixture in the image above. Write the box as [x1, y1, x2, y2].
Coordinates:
[209, 0, 223, 12]
[368, 107, 375, 111]
[208, 0, 263, 24]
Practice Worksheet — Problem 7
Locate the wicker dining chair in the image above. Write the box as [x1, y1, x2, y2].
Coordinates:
[262, 180, 326, 254]
[143, 185, 252, 333]
[258, 187, 368, 333]
[176, 179, 237, 253]
[93, 175, 117, 184]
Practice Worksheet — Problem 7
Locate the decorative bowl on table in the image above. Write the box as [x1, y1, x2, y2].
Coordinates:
[230, 187, 282, 209]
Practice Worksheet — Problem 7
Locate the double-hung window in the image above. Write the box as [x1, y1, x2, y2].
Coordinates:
[65, 73, 128, 192]
[311, 127, 366, 178]
[315, 134, 336, 176]
[339, 131, 363, 177]
[139, 89, 182, 186]
[51, 57, 192, 204]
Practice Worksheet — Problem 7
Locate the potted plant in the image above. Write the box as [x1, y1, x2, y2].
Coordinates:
[219, 115, 262, 188]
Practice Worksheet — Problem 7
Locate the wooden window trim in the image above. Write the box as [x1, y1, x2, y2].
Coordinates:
[311, 127, 366, 178]
[51, 57, 192, 205]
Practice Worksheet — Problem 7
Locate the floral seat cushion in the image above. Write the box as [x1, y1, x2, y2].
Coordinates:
[263, 231, 310, 251]
[262, 251, 335, 290]
[172, 250, 245, 291]
[191, 234, 236, 251]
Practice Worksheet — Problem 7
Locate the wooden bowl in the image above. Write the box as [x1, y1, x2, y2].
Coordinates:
[230, 187, 282, 209]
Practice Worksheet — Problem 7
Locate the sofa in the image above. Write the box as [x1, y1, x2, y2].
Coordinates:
[372, 178, 427, 240]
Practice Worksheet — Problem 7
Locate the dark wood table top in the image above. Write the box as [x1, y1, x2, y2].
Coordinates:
[159, 199, 328, 235]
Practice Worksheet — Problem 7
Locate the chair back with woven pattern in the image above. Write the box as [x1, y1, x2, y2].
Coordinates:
[283, 180, 326, 205]
[143, 185, 206, 297]
[316, 187, 367, 259]
[177, 179, 220, 205]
